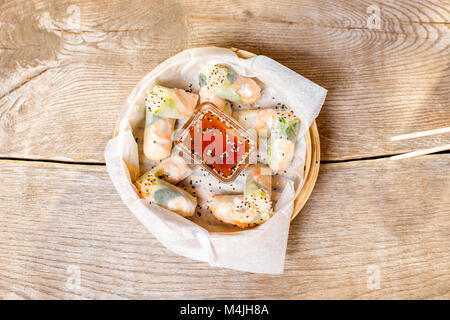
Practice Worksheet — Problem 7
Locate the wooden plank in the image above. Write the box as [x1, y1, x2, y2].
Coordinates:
[0, 0, 449, 162]
[0, 155, 448, 299]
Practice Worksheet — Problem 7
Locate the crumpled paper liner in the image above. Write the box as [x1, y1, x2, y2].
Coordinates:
[105, 47, 326, 274]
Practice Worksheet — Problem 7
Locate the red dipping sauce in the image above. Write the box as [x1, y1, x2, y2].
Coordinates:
[175, 103, 256, 182]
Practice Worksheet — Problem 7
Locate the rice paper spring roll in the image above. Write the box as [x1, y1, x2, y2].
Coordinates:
[234, 107, 299, 132]
[135, 170, 197, 217]
[199, 64, 261, 104]
[210, 165, 273, 228]
[198, 86, 232, 115]
[145, 85, 199, 119]
[143, 111, 175, 161]
[243, 165, 273, 224]
[234, 108, 278, 135]
[151, 154, 191, 184]
[268, 115, 300, 173]
[209, 195, 246, 227]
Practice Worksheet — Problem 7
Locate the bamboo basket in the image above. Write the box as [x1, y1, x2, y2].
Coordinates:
[115, 48, 321, 222]
[231, 48, 320, 221]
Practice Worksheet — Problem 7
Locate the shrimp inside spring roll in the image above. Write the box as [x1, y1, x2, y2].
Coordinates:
[199, 64, 261, 104]
[210, 165, 273, 228]
[143, 111, 175, 161]
[135, 171, 197, 217]
[151, 154, 191, 184]
[198, 86, 232, 115]
[268, 116, 300, 173]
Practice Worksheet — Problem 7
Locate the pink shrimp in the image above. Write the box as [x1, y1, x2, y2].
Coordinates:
[210, 195, 260, 228]
[167, 196, 196, 217]
[174, 89, 198, 117]
[153, 155, 190, 184]
[256, 108, 277, 130]
[269, 138, 295, 172]
[144, 118, 175, 160]
[232, 76, 261, 104]
[199, 87, 226, 109]
[250, 165, 272, 196]
[199, 87, 232, 115]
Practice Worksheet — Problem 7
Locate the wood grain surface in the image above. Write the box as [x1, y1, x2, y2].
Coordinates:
[0, 0, 448, 162]
[0, 156, 448, 299]
[0, 0, 449, 300]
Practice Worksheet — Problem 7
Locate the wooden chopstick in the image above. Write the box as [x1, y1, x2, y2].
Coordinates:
[391, 127, 450, 141]
[391, 144, 450, 160]
[390, 126, 450, 160]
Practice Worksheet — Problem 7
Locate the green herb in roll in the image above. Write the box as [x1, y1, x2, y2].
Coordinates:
[267, 116, 300, 173]
[145, 85, 198, 119]
[135, 171, 197, 217]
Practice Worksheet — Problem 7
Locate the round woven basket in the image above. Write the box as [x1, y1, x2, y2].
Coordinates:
[115, 48, 321, 222]
[231, 48, 320, 221]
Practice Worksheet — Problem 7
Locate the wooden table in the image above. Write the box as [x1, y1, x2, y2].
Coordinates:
[0, 0, 449, 300]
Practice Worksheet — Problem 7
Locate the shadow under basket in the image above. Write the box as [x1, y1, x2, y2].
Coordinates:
[231, 47, 320, 221]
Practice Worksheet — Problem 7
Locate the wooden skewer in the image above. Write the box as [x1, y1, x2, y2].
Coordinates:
[391, 144, 450, 160]
[391, 127, 450, 141]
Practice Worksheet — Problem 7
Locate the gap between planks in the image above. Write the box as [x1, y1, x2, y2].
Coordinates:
[1, 151, 449, 167]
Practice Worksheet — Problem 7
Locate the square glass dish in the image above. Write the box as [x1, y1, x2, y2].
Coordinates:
[175, 103, 256, 182]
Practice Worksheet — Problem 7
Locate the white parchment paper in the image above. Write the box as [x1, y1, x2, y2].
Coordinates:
[105, 47, 326, 274]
